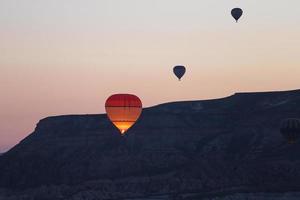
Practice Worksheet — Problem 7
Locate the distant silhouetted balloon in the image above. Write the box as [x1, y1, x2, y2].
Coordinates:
[231, 8, 243, 22]
[280, 118, 300, 144]
[105, 94, 142, 135]
[173, 65, 186, 81]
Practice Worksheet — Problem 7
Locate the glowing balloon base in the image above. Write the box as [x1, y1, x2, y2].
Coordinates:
[112, 121, 135, 135]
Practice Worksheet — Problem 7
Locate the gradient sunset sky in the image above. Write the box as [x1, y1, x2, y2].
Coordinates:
[1, 0, 300, 152]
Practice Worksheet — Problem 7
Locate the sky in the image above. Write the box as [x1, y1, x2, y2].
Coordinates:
[1, 0, 300, 152]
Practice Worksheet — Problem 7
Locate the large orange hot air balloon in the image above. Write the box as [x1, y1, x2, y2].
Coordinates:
[105, 94, 142, 135]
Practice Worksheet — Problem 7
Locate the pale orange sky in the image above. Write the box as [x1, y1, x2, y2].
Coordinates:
[1, 0, 300, 152]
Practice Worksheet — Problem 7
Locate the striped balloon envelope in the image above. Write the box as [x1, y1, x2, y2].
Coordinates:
[105, 94, 142, 135]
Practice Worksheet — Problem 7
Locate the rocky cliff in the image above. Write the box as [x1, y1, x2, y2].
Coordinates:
[1, 89, 300, 199]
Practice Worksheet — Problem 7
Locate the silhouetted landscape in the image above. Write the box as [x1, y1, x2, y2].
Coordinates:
[0, 89, 300, 199]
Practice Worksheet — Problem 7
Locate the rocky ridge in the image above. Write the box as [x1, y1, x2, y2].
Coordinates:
[1, 89, 300, 199]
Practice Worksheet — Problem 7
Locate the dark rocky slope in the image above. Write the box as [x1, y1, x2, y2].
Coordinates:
[1, 89, 300, 199]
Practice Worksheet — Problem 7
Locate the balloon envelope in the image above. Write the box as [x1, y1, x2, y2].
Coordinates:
[280, 118, 300, 144]
[105, 94, 142, 135]
[231, 8, 243, 22]
[173, 65, 186, 81]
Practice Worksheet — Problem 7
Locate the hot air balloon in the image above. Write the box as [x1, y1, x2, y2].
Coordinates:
[105, 94, 142, 135]
[231, 8, 243, 22]
[173, 65, 186, 81]
[280, 118, 300, 144]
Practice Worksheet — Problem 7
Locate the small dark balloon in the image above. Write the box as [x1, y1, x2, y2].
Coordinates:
[173, 65, 186, 81]
[280, 118, 300, 144]
[231, 8, 243, 22]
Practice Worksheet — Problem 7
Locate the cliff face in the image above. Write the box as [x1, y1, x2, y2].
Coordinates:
[1, 90, 300, 199]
